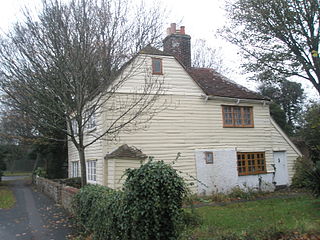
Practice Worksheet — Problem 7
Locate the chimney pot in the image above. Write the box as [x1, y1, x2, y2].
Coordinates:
[163, 24, 191, 68]
[170, 23, 176, 34]
[166, 27, 171, 35]
[180, 26, 185, 34]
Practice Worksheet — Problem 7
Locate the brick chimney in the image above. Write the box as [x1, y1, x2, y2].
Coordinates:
[163, 23, 191, 68]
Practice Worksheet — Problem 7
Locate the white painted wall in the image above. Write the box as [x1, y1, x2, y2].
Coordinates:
[238, 174, 275, 192]
[195, 149, 276, 194]
[195, 149, 238, 194]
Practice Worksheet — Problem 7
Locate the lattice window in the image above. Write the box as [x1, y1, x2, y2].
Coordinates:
[71, 161, 79, 177]
[87, 160, 97, 182]
[222, 106, 254, 128]
[237, 152, 266, 175]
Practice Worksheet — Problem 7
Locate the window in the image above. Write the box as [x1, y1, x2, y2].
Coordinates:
[205, 152, 214, 164]
[71, 119, 78, 135]
[87, 160, 97, 182]
[152, 58, 163, 75]
[85, 110, 96, 130]
[71, 161, 79, 177]
[222, 106, 254, 127]
[237, 152, 266, 175]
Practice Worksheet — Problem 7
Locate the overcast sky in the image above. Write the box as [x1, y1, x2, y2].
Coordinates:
[0, 0, 317, 99]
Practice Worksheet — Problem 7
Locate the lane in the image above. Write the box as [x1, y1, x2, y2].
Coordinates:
[0, 178, 75, 240]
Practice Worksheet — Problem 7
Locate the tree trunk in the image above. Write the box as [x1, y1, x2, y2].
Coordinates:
[79, 146, 87, 187]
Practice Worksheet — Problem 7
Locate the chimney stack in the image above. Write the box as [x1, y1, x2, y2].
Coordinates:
[163, 23, 191, 68]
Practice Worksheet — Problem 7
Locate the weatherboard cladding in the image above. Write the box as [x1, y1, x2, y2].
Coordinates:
[139, 46, 268, 101]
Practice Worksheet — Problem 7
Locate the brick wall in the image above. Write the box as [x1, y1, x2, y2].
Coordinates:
[34, 177, 79, 213]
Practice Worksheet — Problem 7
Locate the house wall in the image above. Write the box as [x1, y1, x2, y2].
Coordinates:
[67, 54, 301, 191]
[103, 94, 300, 192]
[67, 111, 105, 185]
[106, 158, 142, 190]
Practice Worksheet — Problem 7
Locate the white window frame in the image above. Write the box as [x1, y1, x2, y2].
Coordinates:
[71, 118, 78, 135]
[71, 161, 79, 178]
[85, 110, 96, 130]
[87, 160, 97, 183]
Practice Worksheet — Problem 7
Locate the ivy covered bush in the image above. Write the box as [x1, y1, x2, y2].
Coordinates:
[72, 160, 188, 240]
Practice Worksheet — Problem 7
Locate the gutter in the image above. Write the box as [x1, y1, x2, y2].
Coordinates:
[201, 94, 270, 105]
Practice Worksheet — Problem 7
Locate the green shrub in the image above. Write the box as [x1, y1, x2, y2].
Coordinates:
[123, 160, 188, 240]
[306, 162, 320, 197]
[72, 184, 116, 233]
[72, 160, 188, 240]
[228, 186, 258, 200]
[33, 167, 47, 178]
[292, 158, 320, 197]
[292, 157, 315, 188]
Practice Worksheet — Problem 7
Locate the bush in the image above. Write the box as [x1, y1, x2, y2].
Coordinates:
[292, 157, 315, 188]
[306, 162, 320, 197]
[292, 158, 320, 197]
[72, 184, 125, 239]
[123, 160, 188, 240]
[0, 158, 6, 181]
[72, 160, 188, 240]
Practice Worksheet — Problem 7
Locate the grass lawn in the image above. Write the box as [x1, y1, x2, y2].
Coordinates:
[3, 171, 32, 176]
[0, 182, 15, 209]
[187, 194, 320, 239]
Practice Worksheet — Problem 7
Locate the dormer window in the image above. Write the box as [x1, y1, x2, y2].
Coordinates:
[152, 58, 163, 75]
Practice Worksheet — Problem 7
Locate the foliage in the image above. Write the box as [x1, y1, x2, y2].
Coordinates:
[222, 0, 320, 96]
[72, 184, 120, 238]
[186, 195, 320, 239]
[0, 153, 6, 181]
[34, 167, 47, 178]
[123, 160, 188, 240]
[258, 80, 304, 135]
[292, 157, 315, 188]
[228, 186, 260, 200]
[0, 110, 67, 179]
[0, 183, 15, 209]
[299, 103, 320, 162]
[306, 163, 320, 197]
[0, 0, 165, 186]
[72, 160, 188, 240]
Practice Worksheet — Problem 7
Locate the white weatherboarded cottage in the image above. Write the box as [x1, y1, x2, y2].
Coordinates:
[68, 23, 301, 194]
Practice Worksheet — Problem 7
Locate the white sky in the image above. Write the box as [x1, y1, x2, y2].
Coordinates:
[0, 0, 317, 100]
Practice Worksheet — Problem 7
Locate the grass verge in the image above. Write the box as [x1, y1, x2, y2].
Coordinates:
[0, 182, 16, 209]
[3, 171, 32, 176]
[184, 194, 320, 239]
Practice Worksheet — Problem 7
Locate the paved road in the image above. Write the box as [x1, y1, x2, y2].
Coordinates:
[0, 178, 75, 240]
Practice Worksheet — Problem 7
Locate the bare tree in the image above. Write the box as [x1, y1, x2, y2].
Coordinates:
[0, 0, 166, 186]
[192, 39, 230, 75]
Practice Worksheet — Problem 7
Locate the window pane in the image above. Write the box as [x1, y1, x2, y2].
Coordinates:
[233, 107, 242, 125]
[224, 106, 233, 125]
[152, 58, 162, 74]
[243, 107, 252, 125]
[237, 152, 266, 175]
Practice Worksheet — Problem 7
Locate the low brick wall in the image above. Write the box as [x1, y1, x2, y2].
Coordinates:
[34, 176, 79, 213]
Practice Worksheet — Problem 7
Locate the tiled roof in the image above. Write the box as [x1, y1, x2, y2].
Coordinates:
[139, 45, 171, 56]
[187, 68, 269, 101]
[105, 144, 147, 160]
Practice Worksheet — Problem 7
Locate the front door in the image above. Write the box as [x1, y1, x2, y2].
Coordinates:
[273, 151, 289, 186]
